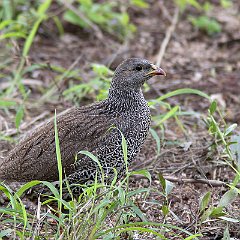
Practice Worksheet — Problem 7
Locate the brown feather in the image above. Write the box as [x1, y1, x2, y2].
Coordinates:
[0, 101, 113, 181]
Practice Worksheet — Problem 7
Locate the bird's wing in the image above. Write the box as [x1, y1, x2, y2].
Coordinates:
[0, 105, 112, 181]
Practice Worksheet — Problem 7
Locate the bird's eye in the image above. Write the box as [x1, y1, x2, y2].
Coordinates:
[135, 65, 143, 71]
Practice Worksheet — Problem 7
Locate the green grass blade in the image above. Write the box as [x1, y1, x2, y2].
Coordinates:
[121, 132, 128, 172]
[22, 18, 43, 57]
[23, 0, 52, 57]
[15, 180, 41, 197]
[54, 110, 63, 212]
[0, 100, 17, 107]
[184, 234, 203, 240]
[157, 105, 179, 125]
[95, 222, 197, 238]
[129, 169, 152, 184]
[116, 227, 166, 239]
[15, 106, 24, 129]
[157, 88, 210, 102]
[0, 32, 26, 40]
[0, 19, 14, 30]
[149, 128, 161, 155]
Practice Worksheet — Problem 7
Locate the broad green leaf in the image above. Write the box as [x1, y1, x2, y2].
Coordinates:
[218, 189, 238, 207]
[210, 206, 225, 218]
[209, 101, 217, 115]
[225, 123, 237, 136]
[199, 191, 211, 212]
[158, 173, 175, 196]
[165, 179, 175, 195]
[129, 169, 151, 183]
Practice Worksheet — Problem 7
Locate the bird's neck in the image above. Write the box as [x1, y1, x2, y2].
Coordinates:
[107, 87, 147, 112]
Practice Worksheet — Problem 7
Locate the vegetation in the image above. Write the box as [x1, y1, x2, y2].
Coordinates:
[0, 0, 239, 239]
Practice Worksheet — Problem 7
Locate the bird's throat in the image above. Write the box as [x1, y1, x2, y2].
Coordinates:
[107, 88, 147, 113]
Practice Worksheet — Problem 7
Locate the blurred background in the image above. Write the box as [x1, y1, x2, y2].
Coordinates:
[0, 0, 240, 238]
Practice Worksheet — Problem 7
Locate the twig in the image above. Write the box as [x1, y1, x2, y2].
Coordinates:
[162, 175, 240, 188]
[131, 174, 240, 188]
[156, 7, 179, 67]
[60, 0, 103, 40]
[158, 1, 172, 23]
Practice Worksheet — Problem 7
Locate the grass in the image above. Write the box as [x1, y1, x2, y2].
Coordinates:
[0, 132, 201, 239]
[0, 96, 239, 238]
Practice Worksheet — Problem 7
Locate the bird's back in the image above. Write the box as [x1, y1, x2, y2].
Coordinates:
[0, 101, 113, 181]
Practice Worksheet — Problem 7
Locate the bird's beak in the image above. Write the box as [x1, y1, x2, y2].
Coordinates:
[146, 64, 166, 77]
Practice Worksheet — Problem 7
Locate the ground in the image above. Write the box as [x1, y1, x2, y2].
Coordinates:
[0, 0, 240, 239]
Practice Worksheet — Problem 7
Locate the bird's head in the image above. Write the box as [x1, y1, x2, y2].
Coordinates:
[111, 58, 166, 91]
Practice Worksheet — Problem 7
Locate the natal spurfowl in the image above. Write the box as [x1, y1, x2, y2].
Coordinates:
[0, 58, 166, 187]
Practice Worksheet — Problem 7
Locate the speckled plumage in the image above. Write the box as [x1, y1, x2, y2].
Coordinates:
[0, 58, 165, 190]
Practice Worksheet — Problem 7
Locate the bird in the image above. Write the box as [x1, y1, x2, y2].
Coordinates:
[0, 58, 166, 190]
